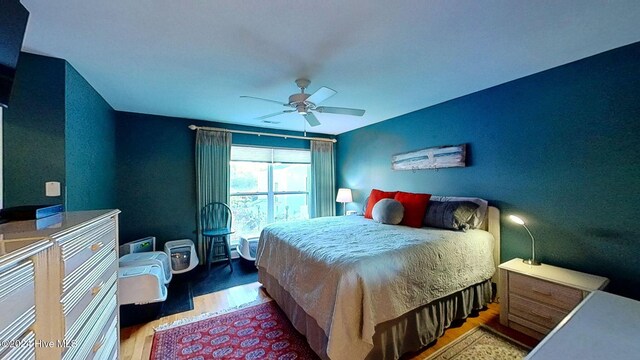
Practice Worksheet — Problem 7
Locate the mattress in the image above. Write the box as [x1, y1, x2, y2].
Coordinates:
[256, 215, 496, 360]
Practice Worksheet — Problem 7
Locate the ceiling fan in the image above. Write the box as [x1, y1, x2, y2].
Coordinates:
[241, 78, 365, 127]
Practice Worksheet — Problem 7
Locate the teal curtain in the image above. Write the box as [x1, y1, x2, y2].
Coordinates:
[310, 140, 336, 218]
[195, 129, 232, 263]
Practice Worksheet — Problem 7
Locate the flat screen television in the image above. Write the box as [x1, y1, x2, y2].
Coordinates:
[0, 0, 30, 108]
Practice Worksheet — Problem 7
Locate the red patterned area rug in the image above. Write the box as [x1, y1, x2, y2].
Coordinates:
[150, 300, 320, 359]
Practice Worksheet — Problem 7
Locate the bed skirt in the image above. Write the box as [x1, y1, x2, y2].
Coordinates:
[259, 270, 493, 360]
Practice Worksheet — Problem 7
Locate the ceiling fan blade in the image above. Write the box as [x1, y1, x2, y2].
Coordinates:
[315, 106, 366, 116]
[256, 110, 295, 120]
[240, 95, 287, 106]
[306, 86, 337, 105]
[303, 112, 321, 127]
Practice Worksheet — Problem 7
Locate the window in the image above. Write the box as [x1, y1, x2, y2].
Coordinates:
[230, 146, 310, 243]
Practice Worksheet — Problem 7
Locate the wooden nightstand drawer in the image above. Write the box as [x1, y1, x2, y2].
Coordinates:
[508, 315, 548, 340]
[509, 272, 582, 311]
[509, 293, 568, 329]
[499, 258, 609, 341]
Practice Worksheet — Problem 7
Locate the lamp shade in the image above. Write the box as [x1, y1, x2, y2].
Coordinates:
[509, 215, 525, 225]
[336, 188, 353, 203]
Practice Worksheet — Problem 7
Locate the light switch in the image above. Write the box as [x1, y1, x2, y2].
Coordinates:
[45, 181, 61, 197]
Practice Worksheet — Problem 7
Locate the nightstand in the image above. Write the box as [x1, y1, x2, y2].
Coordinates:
[499, 258, 608, 340]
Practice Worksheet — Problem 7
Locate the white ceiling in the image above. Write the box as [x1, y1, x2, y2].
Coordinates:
[20, 0, 640, 135]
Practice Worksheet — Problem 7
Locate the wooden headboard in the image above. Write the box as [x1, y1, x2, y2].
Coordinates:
[485, 206, 501, 285]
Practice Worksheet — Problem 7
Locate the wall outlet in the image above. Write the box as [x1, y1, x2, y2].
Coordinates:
[45, 181, 61, 197]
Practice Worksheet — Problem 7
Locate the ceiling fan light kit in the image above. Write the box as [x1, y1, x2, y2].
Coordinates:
[241, 78, 365, 127]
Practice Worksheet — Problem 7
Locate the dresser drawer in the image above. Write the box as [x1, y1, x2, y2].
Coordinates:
[0, 307, 35, 351]
[103, 334, 118, 360]
[63, 292, 117, 360]
[0, 330, 35, 360]
[509, 293, 568, 329]
[105, 341, 118, 360]
[509, 272, 583, 311]
[93, 316, 118, 360]
[62, 239, 116, 296]
[62, 251, 117, 333]
[59, 217, 117, 278]
[0, 261, 35, 339]
[106, 341, 118, 360]
[65, 278, 117, 344]
[507, 315, 547, 340]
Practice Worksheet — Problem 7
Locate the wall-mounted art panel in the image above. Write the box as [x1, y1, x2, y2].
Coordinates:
[392, 144, 466, 170]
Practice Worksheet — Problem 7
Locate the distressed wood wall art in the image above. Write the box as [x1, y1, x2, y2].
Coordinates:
[392, 144, 467, 170]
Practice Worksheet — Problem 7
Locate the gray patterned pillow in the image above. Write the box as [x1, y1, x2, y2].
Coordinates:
[424, 201, 480, 231]
[430, 196, 488, 228]
[372, 199, 404, 225]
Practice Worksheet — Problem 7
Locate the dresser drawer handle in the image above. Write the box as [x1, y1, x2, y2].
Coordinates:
[91, 281, 105, 296]
[92, 334, 106, 353]
[531, 288, 552, 296]
[531, 312, 552, 321]
[90, 242, 104, 252]
[516, 304, 553, 321]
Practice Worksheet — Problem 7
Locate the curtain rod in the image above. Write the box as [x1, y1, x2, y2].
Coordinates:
[188, 125, 337, 143]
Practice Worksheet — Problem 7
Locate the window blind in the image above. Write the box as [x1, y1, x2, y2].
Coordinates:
[231, 146, 310, 164]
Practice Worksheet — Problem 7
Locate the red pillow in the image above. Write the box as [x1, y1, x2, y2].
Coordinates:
[394, 191, 432, 228]
[364, 189, 398, 219]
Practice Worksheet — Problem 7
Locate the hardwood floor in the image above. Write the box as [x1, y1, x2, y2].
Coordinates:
[404, 299, 539, 359]
[120, 282, 539, 359]
[120, 282, 270, 360]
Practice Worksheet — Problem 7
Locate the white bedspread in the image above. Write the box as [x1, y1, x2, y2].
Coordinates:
[256, 216, 495, 360]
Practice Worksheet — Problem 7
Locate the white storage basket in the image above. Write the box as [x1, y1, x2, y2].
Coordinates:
[118, 265, 168, 305]
[236, 236, 259, 262]
[119, 251, 172, 284]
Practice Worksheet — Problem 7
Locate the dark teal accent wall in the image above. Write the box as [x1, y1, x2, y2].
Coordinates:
[115, 111, 333, 248]
[65, 63, 116, 210]
[336, 42, 640, 299]
[3, 53, 66, 207]
[2, 52, 116, 211]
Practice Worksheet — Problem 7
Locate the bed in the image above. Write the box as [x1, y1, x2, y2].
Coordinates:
[256, 206, 500, 360]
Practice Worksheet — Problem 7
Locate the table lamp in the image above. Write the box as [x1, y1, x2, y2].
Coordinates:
[336, 188, 353, 216]
[509, 214, 541, 266]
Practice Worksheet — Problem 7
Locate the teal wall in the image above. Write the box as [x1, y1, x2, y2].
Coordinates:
[115, 111, 333, 248]
[65, 63, 116, 210]
[5, 44, 639, 300]
[3, 53, 66, 207]
[2, 53, 116, 210]
[336, 42, 640, 299]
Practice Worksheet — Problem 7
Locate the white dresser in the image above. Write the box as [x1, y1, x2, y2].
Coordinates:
[0, 237, 50, 360]
[0, 210, 120, 359]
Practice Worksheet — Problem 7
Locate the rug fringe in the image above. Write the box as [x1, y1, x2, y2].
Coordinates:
[426, 325, 531, 360]
[154, 298, 273, 332]
[478, 324, 532, 350]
